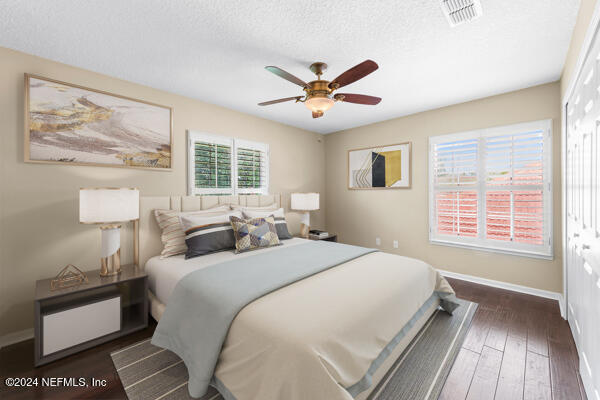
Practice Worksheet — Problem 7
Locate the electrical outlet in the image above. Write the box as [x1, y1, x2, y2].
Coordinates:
[375, 237, 381, 246]
[393, 240, 399, 248]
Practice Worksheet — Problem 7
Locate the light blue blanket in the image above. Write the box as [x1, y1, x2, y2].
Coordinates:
[151, 240, 376, 398]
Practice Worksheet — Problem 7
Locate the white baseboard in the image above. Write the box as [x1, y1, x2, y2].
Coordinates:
[438, 269, 566, 319]
[0, 328, 34, 349]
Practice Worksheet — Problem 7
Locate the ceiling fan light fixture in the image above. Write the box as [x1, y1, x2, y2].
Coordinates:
[304, 94, 334, 113]
[259, 60, 381, 119]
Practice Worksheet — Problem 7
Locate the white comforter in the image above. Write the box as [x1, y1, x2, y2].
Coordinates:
[146, 241, 452, 400]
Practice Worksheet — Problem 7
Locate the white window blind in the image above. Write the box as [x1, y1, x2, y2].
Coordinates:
[193, 141, 233, 194]
[188, 132, 269, 195]
[433, 137, 479, 238]
[429, 120, 553, 259]
[235, 139, 269, 195]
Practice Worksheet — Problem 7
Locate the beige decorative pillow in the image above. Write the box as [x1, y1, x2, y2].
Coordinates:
[154, 204, 231, 258]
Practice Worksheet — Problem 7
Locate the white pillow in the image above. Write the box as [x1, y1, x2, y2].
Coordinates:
[230, 204, 278, 212]
[154, 204, 232, 258]
[242, 208, 285, 219]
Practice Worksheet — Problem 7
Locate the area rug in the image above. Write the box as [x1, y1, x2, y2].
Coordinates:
[111, 298, 477, 400]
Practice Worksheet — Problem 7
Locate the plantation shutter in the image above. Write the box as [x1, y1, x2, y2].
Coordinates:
[429, 120, 552, 259]
[189, 134, 234, 195]
[484, 129, 545, 245]
[235, 139, 269, 195]
[432, 138, 479, 238]
[187, 132, 269, 196]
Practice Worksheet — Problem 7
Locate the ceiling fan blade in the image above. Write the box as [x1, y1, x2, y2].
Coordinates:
[312, 111, 323, 118]
[258, 96, 302, 106]
[330, 60, 378, 89]
[336, 93, 381, 105]
[265, 66, 309, 88]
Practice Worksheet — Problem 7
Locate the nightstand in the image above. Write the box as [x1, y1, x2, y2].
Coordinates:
[308, 233, 338, 242]
[34, 264, 148, 366]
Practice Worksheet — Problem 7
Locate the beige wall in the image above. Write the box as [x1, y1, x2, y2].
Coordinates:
[561, 0, 598, 97]
[325, 82, 562, 292]
[0, 47, 326, 337]
[3, 1, 597, 339]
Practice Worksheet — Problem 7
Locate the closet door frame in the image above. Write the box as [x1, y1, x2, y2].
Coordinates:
[562, 2, 600, 321]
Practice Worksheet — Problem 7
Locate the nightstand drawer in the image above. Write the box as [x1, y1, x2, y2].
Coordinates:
[42, 296, 121, 356]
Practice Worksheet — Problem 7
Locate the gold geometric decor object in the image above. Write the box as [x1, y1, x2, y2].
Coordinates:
[50, 264, 89, 291]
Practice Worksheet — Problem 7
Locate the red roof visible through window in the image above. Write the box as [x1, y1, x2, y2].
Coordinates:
[436, 191, 477, 237]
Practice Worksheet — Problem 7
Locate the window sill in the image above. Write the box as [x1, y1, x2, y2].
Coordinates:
[429, 238, 554, 260]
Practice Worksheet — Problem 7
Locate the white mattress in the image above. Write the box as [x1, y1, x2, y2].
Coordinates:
[145, 238, 309, 305]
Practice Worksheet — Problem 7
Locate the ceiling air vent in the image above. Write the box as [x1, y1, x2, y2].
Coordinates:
[441, 0, 482, 27]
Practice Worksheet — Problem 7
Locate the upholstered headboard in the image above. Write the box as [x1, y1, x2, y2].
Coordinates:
[136, 194, 282, 269]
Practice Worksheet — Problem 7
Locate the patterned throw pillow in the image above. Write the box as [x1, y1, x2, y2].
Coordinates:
[229, 215, 281, 253]
[241, 208, 292, 240]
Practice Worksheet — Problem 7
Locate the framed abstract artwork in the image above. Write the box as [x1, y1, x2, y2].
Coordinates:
[24, 74, 173, 170]
[348, 142, 411, 189]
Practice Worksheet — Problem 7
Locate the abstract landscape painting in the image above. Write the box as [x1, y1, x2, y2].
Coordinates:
[25, 74, 172, 169]
[348, 142, 411, 189]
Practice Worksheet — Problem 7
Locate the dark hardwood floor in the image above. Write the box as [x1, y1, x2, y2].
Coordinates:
[0, 323, 156, 400]
[440, 278, 586, 400]
[0, 278, 586, 400]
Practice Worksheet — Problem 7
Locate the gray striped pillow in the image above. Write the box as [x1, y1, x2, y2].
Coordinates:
[242, 208, 292, 239]
[154, 205, 231, 258]
[179, 211, 243, 259]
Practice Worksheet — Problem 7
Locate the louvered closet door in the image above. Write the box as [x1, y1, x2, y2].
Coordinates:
[566, 24, 600, 400]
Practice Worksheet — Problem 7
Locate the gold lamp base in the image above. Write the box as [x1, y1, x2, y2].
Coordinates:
[300, 223, 310, 239]
[100, 249, 121, 277]
[99, 224, 122, 277]
[298, 210, 311, 239]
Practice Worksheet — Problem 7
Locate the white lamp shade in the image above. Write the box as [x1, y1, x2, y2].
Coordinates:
[79, 188, 139, 223]
[291, 192, 319, 211]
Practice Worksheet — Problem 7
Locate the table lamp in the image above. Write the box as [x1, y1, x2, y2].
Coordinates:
[79, 188, 139, 277]
[291, 192, 319, 238]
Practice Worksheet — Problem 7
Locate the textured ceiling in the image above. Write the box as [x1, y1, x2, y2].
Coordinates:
[0, 0, 580, 134]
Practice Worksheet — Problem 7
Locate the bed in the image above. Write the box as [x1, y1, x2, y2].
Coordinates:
[137, 194, 457, 400]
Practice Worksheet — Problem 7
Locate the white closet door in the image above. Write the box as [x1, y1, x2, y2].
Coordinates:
[566, 22, 600, 400]
[593, 266, 600, 395]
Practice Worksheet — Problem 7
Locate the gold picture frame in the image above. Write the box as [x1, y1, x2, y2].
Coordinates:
[347, 142, 412, 189]
[24, 73, 173, 171]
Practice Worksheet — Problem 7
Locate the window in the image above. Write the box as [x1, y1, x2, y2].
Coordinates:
[235, 141, 268, 194]
[429, 120, 553, 259]
[188, 131, 269, 195]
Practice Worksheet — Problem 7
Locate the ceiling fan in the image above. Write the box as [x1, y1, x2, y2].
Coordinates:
[258, 60, 381, 119]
